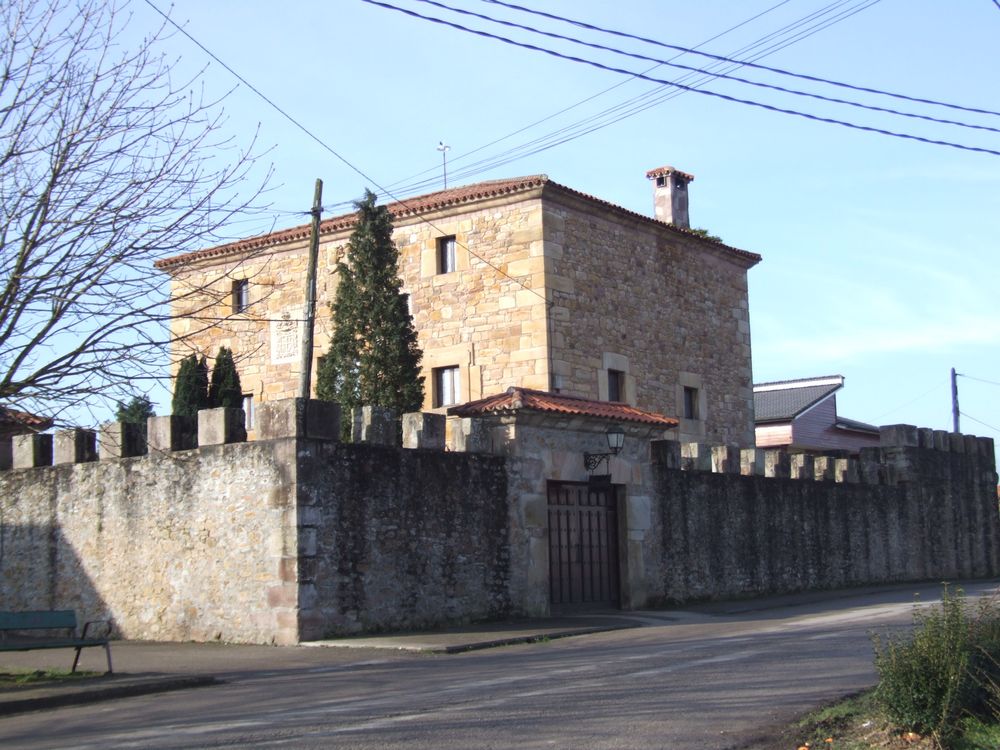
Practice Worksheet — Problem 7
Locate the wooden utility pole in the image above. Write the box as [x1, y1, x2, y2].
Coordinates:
[951, 366, 960, 434]
[299, 179, 323, 399]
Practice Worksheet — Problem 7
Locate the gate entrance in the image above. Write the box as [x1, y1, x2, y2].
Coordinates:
[547, 481, 621, 609]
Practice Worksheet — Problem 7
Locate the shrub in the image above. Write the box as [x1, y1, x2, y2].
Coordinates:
[873, 586, 1000, 746]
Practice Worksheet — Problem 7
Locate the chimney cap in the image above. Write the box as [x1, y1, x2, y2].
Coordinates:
[646, 165, 694, 183]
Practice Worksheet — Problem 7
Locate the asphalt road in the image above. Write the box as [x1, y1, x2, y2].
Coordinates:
[3, 581, 998, 749]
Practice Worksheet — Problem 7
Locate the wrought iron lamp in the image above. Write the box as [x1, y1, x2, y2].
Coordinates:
[583, 425, 626, 473]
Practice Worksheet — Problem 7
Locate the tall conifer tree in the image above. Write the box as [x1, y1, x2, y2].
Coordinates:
[209, 346, 243, 409]
[316, 190, 423, 427]
[172, 353, 210, 417]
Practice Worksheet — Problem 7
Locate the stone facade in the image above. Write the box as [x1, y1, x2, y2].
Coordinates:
[156, 172, 759, 444]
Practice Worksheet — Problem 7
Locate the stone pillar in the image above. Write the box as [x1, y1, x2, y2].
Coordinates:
[740, 448, 765, 476]
[681, 443, 711, 471]
[350, 405, 399, 446]
[932, 430, 950, 451]
[257, 399, 340, 441]
[98, 422, 146, 459]
[880, 424, 919, 448]
[763, 449, 790, 479]
[917, 428, 936, 449]
[813, 456, 836, 481]
[12, 433, 53, 469]
[789, 453, 814, 480]
[449, 416, 491, 453]
[54, 428, 97, 464]
[711, 445, 740, 474]
[858, 447, 884, 484]
[197, 407, 247, 446]
[402, 412, 446, 450]
[834, 458, 859, 483]
[147, 415, 197, 453]
[651, 439, 682, 470]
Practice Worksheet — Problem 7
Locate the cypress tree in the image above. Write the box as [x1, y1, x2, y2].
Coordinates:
[316, 190, 423, 432]
[172, 353, 210, 417]
[209, 346, 243, 409]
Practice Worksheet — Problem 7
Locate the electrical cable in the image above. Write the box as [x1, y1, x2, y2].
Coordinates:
[958, 374, 1000, 387]
[384, 0, 887, 197]
[872, 379, 947, 421]
[477, 0, 1000, 118]
[960, 412, 1000, 434]
[413, 0, 1000, 136]
[143, 0, 551, 305]
[361, 0, 1000, 158]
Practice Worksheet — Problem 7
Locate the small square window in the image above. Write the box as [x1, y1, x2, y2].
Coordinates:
[607, 369, 625, 402]
[437, 236, 456, 274]
[683, 386, 699, 420]
[232, 279, 250, 313]
[242, 393, 254, 429]
[433, 365, 461, 408]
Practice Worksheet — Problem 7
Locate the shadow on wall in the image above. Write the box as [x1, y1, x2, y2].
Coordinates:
[0, 521, 113, 634]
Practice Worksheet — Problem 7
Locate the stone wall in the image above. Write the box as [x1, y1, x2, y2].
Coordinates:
[645, 428, 1000, 604]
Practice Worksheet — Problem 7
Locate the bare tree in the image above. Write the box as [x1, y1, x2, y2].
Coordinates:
[0, 0, 271, 426]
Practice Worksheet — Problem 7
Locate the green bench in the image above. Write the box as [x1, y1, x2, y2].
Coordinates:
[0, 610, 113, 674]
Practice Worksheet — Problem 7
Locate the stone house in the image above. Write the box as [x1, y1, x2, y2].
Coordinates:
[155, 165, 760, 446]
[754, 375, 880, 454]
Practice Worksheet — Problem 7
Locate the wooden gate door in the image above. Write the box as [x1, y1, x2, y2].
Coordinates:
[547, 481, 621, 608]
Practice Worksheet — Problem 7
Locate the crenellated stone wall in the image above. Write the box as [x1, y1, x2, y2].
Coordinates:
[1, 402, 997, 644]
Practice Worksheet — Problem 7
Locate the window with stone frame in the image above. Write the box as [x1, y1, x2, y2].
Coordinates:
[683, 386, 700, 420]
[433, 365, 461, 408]
[437, 236, 457, 274]
[608, 369, 626, 402]
[232, 279, 250, 313]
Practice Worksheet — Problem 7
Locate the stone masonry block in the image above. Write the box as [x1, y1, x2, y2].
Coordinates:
[650, 439, 681, 470]
[789, 454, 814, 480]
[197, 407, 247, 447]
[711, 445, 740, 474]
[948, 432, 965, 453]
[257, 398, 340, 441]
[977, 437, 996, 466]
[450, 417, 491, 453]
[12, 433, 53, 469]
[351, 406, 399, 446]
[681, 443, 711, 472]
[402, 412, 446, 450]
[834, 458, 859, 483]
[858, 447, 884, 484]
[98, 422, 146, 459]
[964, 434, 979, 455]
[917, 428, 935, 449]
[740, 448, 765, 476]
[933, 430, 950, 451]
[54, 429, 97, 465]
[147, 415, 197, 453]
[813, 456, 835, 481]
[880, 424, 919, 448]
[763, 450, 790, 479]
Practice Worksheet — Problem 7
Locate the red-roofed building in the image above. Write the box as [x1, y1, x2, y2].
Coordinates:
[156, 166, 759, 445]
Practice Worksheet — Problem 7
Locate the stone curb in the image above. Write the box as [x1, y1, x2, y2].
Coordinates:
[0, 675, 219, 717]
[435, 623, 640, 654]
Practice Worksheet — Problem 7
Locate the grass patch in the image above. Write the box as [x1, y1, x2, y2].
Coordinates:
[0, 668, 100, 690]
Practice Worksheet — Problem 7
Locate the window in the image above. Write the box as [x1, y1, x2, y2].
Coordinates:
[433, 365, 461, 408]
[437, 236, 456, 274]
[232, 279, 249, 313]
[607, 369, 625, 402]
[683, 386, 699, 420]
[243, 394, 254, 430]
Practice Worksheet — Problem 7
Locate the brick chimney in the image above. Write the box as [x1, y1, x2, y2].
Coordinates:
[646, 165, 694, 229]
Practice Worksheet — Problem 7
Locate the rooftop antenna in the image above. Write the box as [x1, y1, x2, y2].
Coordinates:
[437, 141, 451, 189]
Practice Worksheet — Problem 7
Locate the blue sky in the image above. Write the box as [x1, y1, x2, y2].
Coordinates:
[133, 0, 1000, 446]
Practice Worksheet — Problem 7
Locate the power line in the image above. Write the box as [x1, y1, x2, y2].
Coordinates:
[142, 0, 550, 306]
[385, 0, 882, 198]
[959, 373, 1000, 387]
[478, 0, 1000, 119]
[960, 411, 999, 434]
[362, 0, 1000, 158]
[412, 0, 1000, 136]
[872, 378, 947, 421]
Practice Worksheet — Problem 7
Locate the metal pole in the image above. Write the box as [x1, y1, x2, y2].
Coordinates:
[299, 178, 323, 399]
[437, 142, 450, 189]
[951, 367, 960, 434]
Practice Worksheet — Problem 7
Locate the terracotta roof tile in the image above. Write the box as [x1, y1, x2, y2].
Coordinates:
[448, 387, 679, 427]
[155, 173, 760, 271]
[0, 407, 53, 434]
